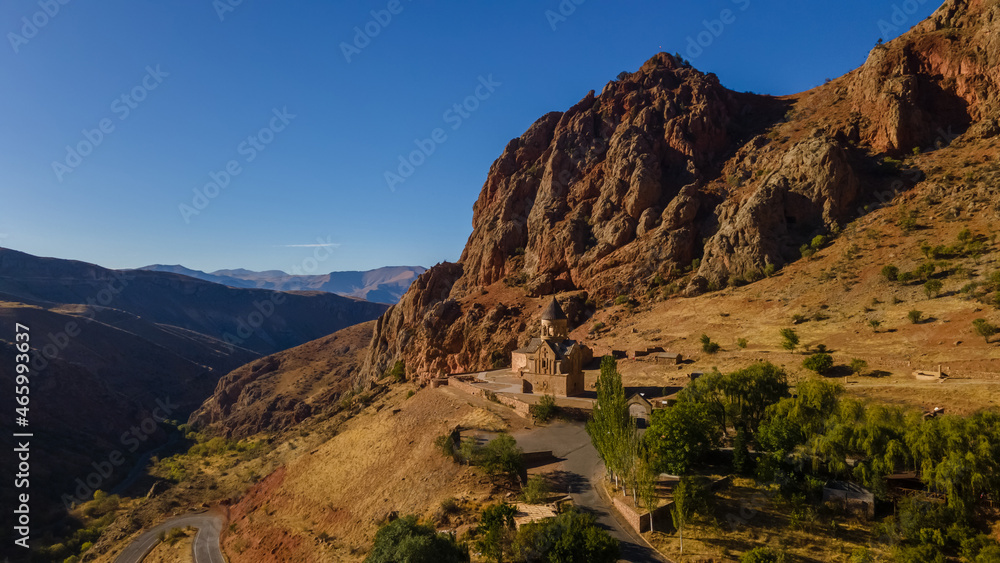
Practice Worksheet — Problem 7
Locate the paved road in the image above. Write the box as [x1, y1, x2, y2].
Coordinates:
[514, 422, 666, 563]
[114, 512, 226, 563]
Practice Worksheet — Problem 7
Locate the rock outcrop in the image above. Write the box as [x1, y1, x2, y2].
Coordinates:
[363, 0, 998, 381]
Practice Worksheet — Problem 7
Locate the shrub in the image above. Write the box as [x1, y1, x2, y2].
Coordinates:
[881, 265, 899, 282]
[973, 318, 998, 343]
[802, 353, 834, 375]
[924, 279, 943, 298]
[530, 395, 557, 423]
[591, 321, 606, 333]
[366, 515, 469, 563]
[614, 295, 630, 306]
[779, 328, 799, 351]
[791, 314, 807, 324]
[700, 334, 721, 354]
[387, 360, 406, 383]
[480, 434, 523, 484]
[763, 263, 777, 277]
[737, 338, 748, 349]
[811, 235, 828, 250]
[908, 310, 923, 324]
[869, 319, 882, 332]
[434, 434, 457, 461]
[849, 358, 868, 376]
[521, 475, 551, 504]
[741, 546, 779, 563]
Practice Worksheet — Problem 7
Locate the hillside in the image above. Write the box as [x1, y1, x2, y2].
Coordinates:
[140, 264, 427, 304]
[190, 321, 377, 438]
[0, 248, 388, 515]
[363, 0, 1000, 381]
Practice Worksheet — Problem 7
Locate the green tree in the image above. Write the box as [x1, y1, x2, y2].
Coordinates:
[530, 394, 557, 422]
[645, 401, 717, 475]
[924, 279, 943, 298]
[637, 459, 659, 533]
[908, 310, 923, 324]
[365, 515, 469, 563]
[741, 546, 779, 563]
[514, 509, 619, 563]
[973, 318, 997, 343]
[849, 358, 868, 378]
[700, 334, 721, 354]
[802, 352, 834, 375]
[733, 427, 751, 475]
[521, 475, 550, 504]
[387, 360, 406, 383]
[475, 503, 516, 563]
[671, 477, 709, 555]
[881, 264, 900, 282]
[480, 434, 523, 484]
[779, 328, 799, 351]
[587, 357, 636, 490]
[758, 379, 843, 457]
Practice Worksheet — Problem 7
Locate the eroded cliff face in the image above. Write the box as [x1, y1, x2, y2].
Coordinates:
[363, 0, 999, 381]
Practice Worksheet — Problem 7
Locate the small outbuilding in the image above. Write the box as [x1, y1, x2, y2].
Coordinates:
[823, 481, 874, 518]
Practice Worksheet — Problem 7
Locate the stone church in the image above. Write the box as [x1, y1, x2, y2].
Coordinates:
[511, 297, 591, 397]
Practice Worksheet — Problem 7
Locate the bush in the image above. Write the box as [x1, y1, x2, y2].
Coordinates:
[591, 321, 605, 333]
[924, 279, 943, 298]
[480, 434, 523, 484]
[387, 360, 406, 383]
[530, 395, 557, 423]
[741, 546, 779, 563]
[513, 509, 619, 563]
[908, 310, 923, 324]
[850, 358, 868, 376]
[973, 318, 998, 343]
[737, 338, 748, 349]
[435, 434, 457, 461]
[811, 235, 828, 250]
[614, 295, 630, 306]
[763, 263, 777, 277]
[881, 265, 899, 282]
[365, 515, 469, 563]
[700, 334, 720, 354]
[779, 328, 799, 351]
[802, 353, 834, 375]
[521, 475, 551, 504]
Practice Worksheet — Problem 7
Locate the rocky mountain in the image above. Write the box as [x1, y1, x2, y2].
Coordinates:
[140, 264, 426, 304]
[363, 0, 1000, 380]
[189, 321, 376, 439]
[0, 248, 388, 509]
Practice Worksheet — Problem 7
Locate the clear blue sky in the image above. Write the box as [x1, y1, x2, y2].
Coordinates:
[0, 0, 937, 273]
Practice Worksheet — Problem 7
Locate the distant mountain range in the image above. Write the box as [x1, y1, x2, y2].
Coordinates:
[0, 248, 388, 510]
[139, 264, 426, 304]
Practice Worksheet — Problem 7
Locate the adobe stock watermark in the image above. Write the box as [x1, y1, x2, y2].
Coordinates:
[60, 397, 178, 510]
[212, 0, 248, 22]
[30, 271, 133, 373]
[876, 0, 934, 38]
[384, 74, 501, 191]
[340, 0, 413, 63]
[545, 0, 587, 31]
[178, 107, 296, 223]
[684, 0, 751, 60]
[223, 237, 338, 351]
[7, 0, 72, 54]
[51, 65, 169, 183]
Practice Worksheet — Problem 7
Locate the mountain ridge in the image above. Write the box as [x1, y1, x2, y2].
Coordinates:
[139, 264, 426, 304]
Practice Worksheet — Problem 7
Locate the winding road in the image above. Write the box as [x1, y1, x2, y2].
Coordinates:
[113, 511, 226, 563]
[514, 421, 667, 563]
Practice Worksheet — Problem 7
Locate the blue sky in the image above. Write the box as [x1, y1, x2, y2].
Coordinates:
[0, 0, 937, 273]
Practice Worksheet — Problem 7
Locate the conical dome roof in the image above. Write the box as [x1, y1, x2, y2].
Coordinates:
[541, 297, 567, 321]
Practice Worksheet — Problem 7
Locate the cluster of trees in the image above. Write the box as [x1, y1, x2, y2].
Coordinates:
[434, 433, 523, 485]
[365, 505, 619, 563]
[474, 503, 619, 563]
[586, 358, 660, 530]
[756, 379, 1000, 561]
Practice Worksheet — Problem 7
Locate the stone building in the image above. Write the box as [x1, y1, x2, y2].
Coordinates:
[511, 297, 590, 397]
